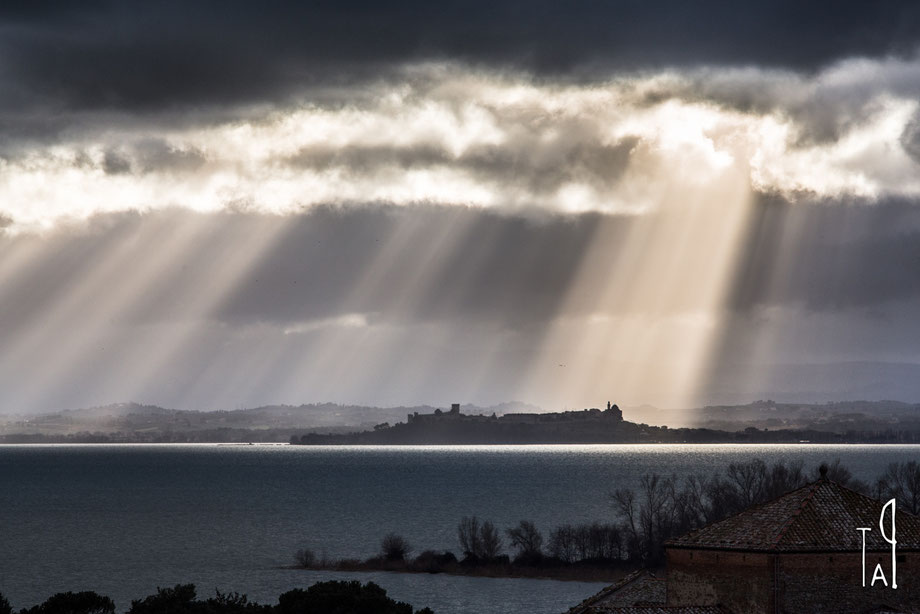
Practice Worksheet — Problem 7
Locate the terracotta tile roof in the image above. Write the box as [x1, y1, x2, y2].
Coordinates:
[667, 478, 920, 552]
[567, 570, 667, 614]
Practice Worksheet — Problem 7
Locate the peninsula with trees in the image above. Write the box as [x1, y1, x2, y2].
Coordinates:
[290, 458, 920, 598]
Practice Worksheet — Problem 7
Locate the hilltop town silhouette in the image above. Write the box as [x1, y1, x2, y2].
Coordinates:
[291, 402, 918, 445]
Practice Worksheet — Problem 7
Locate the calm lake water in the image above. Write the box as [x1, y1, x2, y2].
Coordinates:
[1, 443, 919, 613]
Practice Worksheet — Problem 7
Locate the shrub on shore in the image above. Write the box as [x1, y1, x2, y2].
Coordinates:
[413, 550, 458, 573]
[381, 533, 412, 561]
[10, 583, 433, 614]
[294, 548, 316, 569]
[129, 585, 267, 614]
[21, 592, 115, 614]
[277, 581, 430, 614]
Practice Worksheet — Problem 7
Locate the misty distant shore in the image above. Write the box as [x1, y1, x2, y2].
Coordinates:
[4, 399, 920, 445]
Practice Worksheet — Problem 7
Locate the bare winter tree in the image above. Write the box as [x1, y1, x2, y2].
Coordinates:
[586, 523, 622, 560]
[457, 516, 482, 559]
[726, 459, 767, 509]
[479, 521, 503, 559]
[380, 533, 412, 561]
[506, 520, 543, 561]
[458, 516, 502, 560]
[877, 461, 920, 515]
[764, 459, 807, 500]
[612, 473, 677, 562]
[548, 524, 577, 563]
[294, 548, 316, 568]
[814, 458, 871, 494]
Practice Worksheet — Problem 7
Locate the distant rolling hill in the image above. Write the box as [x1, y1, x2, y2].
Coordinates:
[700, 361, 920, 406]
[625, 399, 920, 433]
[4, 391, 920, 443]
[0, 401, 543, 442]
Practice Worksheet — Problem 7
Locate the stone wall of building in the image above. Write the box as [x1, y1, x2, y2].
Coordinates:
[778, 551, 920, 613]
[668, 548, 920, 613]
[667, 549, 775, 614]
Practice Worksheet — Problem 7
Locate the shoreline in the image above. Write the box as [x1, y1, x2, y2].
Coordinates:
[284, 562, 634, 583]
[6, 441, 920, 448]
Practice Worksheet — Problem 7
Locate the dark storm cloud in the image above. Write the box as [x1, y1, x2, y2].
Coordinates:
[288, 145, 450, 174]
[665, 72, 875, 145]
[102, 149, 131, 175]
[1, 0, 919, 123]
[616, 57, 920, 146]
[727, 193, 920, 312]
[131, 139, 208, 174]
[94, 140, 208, 176]
[287, 137, 638, 194]
[901, 110, 920, 164]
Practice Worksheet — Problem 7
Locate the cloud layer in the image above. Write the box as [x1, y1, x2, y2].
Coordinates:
[2, 0, 919, 121]
[3, 59, 920, 233]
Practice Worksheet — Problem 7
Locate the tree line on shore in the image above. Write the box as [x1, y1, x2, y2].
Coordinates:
[296, 459, 920, 571]
[0, 582, 433, 614]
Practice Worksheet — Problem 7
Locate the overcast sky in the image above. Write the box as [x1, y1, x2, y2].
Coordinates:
[3, 1, 920, 413]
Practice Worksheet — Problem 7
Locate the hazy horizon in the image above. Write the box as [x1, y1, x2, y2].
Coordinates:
[5, 383, 920, 419]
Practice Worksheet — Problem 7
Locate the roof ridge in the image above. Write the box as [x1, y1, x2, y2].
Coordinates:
[770, 478, 824, 549]
[665, 477, 920, 553]
[829, 478, 920, 519]
[665, 480, 817, 547]
[566, 569, 657, 613]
